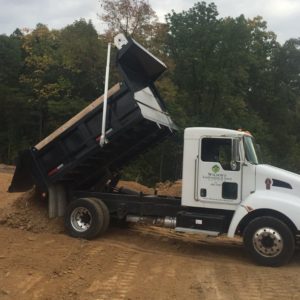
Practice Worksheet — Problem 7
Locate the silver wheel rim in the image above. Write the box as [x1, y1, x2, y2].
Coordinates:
[253, 227, 283, 257]
[70, 207, 92, 232]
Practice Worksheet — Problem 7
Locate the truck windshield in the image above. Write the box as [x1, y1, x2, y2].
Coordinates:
[244, 136, 261, 165]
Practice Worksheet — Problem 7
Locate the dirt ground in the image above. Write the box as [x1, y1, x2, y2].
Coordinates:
[1, 170, 300, 299]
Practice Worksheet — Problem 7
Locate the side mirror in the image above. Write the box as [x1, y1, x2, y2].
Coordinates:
[256, 143, 263, 163]
[230, 139, 241, 171]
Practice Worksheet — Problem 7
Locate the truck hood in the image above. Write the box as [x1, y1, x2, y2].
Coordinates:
[256, 164, 300, 195]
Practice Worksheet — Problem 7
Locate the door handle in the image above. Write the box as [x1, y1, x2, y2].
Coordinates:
[200, 188, 207, 197]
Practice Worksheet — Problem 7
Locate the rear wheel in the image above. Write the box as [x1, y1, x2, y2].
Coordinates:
[89, 197, 110, 234]
[65, 198, 104, 239]
[243, 216, 295, 266]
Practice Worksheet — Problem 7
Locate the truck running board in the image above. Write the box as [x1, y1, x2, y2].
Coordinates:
[175, 227, 219, 236]
[176, 211, 227, 234]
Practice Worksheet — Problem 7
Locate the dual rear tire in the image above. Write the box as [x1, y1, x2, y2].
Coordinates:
[64, 197, 110, 239]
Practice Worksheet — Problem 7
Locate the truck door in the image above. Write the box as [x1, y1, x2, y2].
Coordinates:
[196, 137, 241, 204]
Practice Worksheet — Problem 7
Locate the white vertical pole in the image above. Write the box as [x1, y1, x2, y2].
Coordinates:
[100, 42, 111, 147]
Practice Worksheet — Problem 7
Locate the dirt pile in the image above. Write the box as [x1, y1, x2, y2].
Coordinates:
[1, 171, 181, 235]
[0, 164, 15, 174]
[118, 180, 182, 197]
[0, 172, 20, 209]
[0, 190, 64, 234]
[0, 174, 64, 234]
[117, 180, 154, 194]
[155, 180, 182, 197]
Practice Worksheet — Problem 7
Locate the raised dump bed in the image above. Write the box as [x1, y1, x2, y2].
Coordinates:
[9, 36, 177, 193]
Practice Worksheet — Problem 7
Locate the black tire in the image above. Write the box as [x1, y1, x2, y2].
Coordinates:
[243, 216, 295, 267]
[89, 197, 110, 234]
[64, 198, 104, 239]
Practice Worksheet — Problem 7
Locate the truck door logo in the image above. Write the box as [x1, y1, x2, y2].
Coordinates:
[212, 165, 220, 174]
[265, 178, 272, 190]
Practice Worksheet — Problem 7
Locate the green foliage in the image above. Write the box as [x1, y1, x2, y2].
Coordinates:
[164, 1, 300, 176]
[58, 19, 107, 100]
[122, 136, 183, 187]
[0, 33, 23, 85]
[1, 1, 300, 186]
[0, 20, 107, 163]
[99, 0, 158, 40]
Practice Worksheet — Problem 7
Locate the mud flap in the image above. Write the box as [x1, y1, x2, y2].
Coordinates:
[8, 150, 35, 192]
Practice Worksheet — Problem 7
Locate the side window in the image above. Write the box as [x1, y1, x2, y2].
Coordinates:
[201, 138, 240, 171]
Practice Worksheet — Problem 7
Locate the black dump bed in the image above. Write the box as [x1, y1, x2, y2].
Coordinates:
[9, 36, 177, 193]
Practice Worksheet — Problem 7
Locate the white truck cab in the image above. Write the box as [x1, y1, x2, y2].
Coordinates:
[182, 127, 300, 266]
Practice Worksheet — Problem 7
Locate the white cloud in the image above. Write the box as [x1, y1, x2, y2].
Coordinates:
[0, 0, 101, 34]
[262, 0, 300, 18]
[213, 0, 300, 19]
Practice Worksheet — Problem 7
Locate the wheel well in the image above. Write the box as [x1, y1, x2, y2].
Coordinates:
[237, 209, 298, 236]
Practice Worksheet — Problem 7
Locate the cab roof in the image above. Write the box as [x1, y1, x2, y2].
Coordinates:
[184, 127, 249, 139]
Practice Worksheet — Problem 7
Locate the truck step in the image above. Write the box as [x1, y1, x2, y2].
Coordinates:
[175, 227, 219, 236]
[176, 211, 227, 234]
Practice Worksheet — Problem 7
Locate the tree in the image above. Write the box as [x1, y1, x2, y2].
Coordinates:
[58, 19, 107, 100]
[265, 38, 300, 170]
[165, 1, 289, 170]
[0, 33, 23, 86]
[166, 3, 278, 128]
[20, 24, 60, 139]
[99, 0, 158, 40]
[46, 20, 108, 132]
[0, 32, 30, 163]
[0, 20, 110, 163]
[19, 21, 108, 137]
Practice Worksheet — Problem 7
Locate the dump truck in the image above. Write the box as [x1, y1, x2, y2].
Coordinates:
[9, 34, 300, 267]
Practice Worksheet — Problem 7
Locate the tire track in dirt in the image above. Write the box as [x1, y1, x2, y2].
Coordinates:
[191, 267, 222, 299]
[86, 249, 141, 300]
[14, 272, 44, 299]
[99, 228, 245, 266]
[214, 264, 300, 299]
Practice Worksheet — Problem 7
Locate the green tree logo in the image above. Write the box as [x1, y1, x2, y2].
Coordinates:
[212, 165, 220, 174]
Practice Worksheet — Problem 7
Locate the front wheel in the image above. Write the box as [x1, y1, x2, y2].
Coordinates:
[243, 216, 295, 267]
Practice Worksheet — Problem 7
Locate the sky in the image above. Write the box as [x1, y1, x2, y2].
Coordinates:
[0, 0, 299, 44]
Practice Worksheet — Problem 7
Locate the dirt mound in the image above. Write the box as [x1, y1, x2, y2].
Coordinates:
[0, 173, 19, 208]
[0, 171, 181, 235]
[117, 180, 154, 194]
[118, 180, 182, 197]
[0, 190, 64, 234]
[0, 173, 64, 234]
[155, 180, 182, 197]
[0, 163, 15, 174]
